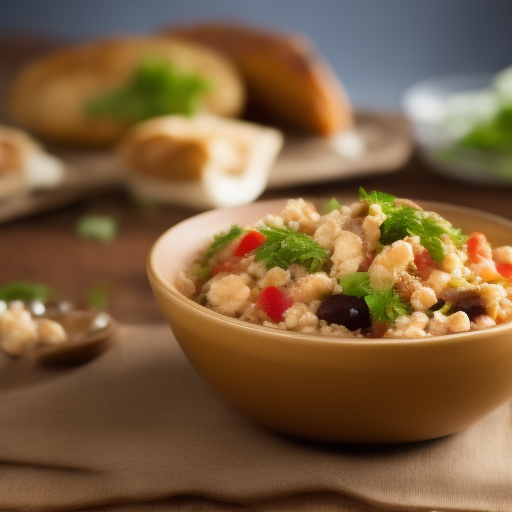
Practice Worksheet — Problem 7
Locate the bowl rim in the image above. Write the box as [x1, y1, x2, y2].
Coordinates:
[402, 72, 495, 117]
[148, 197, 512, 348]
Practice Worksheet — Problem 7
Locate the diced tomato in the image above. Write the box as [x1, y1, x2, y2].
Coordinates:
[212, 257, 240, 275]
[496, 262, 512, 279]
[234, 231, 266, 257]
[467, 232, 493, 264]
[414, 249, 438, 280]
[256, 286, 293, 322]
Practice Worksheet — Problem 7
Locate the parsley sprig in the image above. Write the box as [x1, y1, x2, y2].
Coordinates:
[87, 284, 110, 310]
[197, 225, 245, 280]
[364, 288, 409, 323]
[379, 206, 466, 262]
[359, 187, 467, 263]
[76, 215, 117, 243]
[323, 197, 342, 214]
[86, 55, 212, 122]
[0, 281, 55, 303]
[338, 272, 373, 298]
[339, 272, 409, 323]
[255, 226, 329, 273]
[359, 187, 396, 214]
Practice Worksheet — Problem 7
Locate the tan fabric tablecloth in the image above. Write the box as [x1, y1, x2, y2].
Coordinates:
[1, 324, 512, 512]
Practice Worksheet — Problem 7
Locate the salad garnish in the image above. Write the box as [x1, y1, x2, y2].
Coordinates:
[339, 272, 409, 323]
[255, 225, 329, 273]
[87, 55, 212, 122]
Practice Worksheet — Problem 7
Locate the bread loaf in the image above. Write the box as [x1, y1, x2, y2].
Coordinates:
[167, 22, 353, 135]
[119, 115, 283, 209]
[0, 125, 64, 198]
[8, 37, 245, 146]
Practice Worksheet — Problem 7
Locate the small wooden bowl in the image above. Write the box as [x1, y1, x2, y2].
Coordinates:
[30, 303, 116, 365]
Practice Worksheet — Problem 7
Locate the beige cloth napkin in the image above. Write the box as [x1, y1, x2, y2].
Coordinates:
[1, 324, 512, 512]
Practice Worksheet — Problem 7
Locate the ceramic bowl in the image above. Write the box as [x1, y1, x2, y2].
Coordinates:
[147, 198, 512, 444]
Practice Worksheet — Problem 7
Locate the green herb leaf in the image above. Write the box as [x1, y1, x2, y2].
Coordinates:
[197, 225, 245, 280]
[338, 271, 408, 323]
[87, 284, 110, 310]
[196, 267, 212, 282]
[379, 205, 467, 263]
[86, 55, 212, 122]
[323, 197, 342, 214]
[460, 103, 512, 154]
[76, 215, 117, 243]
[455, 66, 512, 155]
[0, 281, 55, 303]
[339, 272, 372, 298]
[360, 188, 467, 263]
[364, 288, 409, 323]
[255, 226, 329, 273]
[418, 215, 451, 262]
[431, 214, 467, 249]
[203, 225, 245, 262]
[359, 187, 396, 211]
[379, 205, 420, 246]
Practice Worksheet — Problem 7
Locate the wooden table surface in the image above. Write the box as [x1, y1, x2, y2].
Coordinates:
[1, 152, 511, 324]
[1, 35, 512, 512]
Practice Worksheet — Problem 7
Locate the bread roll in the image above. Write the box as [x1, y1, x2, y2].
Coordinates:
[8, 37, 245, 146]
[166, 22, 353, 135]
[119, 115, 283, 209]
[0, 125, 64, 198]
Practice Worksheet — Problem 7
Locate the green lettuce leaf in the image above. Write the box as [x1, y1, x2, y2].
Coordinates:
[86, 55, 212, 122]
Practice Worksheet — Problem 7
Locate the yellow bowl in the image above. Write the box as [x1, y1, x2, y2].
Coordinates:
[147, 198, 512, 444]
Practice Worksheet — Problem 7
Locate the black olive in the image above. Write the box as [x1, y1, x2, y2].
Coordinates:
[450, 299, 486, 321]
[317, 295, 371, 331]
[430, 299, 446, 312]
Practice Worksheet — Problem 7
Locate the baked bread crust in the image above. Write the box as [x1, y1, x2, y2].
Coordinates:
[0, 125, 65, 199]
[8, 36, 245, 146]
[0, 125, 40, 176]
[167, 22, 353, 135]
[118, 114, 283, 209]
[119, 114, 282, 182]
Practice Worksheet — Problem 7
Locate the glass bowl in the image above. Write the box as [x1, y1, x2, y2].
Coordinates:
[403, 74, 512, 185]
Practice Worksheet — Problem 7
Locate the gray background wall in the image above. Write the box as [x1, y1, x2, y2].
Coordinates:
[1, 0, 511, 108]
